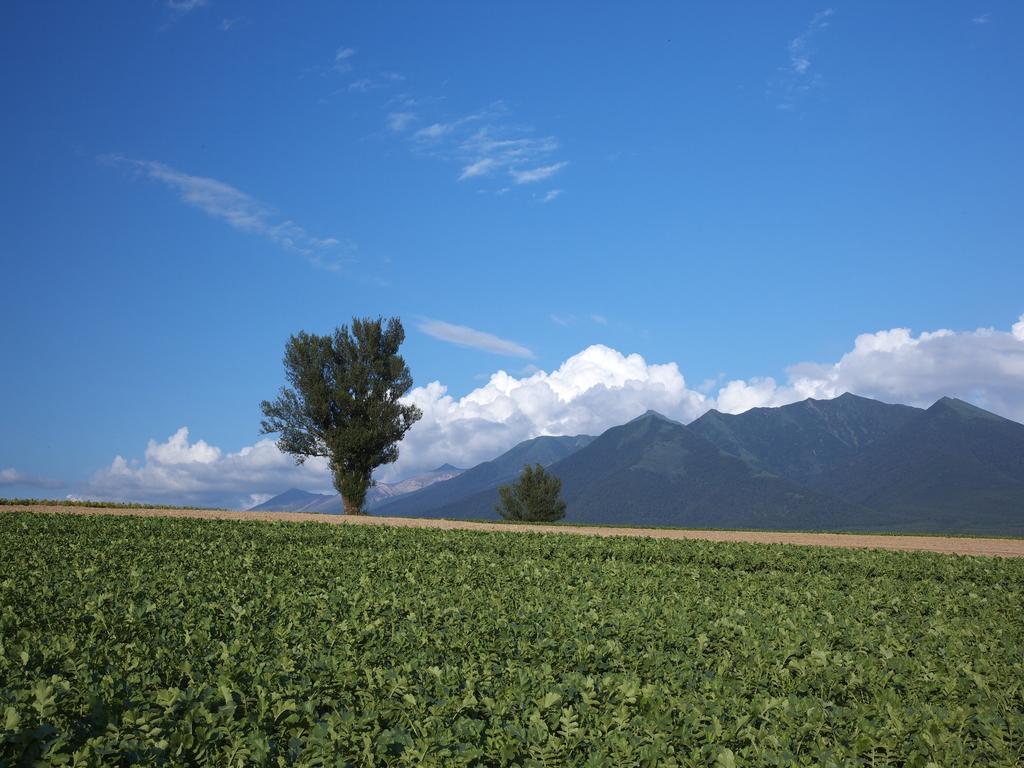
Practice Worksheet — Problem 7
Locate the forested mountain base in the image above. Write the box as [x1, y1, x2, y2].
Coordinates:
[2, 512, 1022, 765]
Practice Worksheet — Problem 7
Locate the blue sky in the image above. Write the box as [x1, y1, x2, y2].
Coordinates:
[2, 1, 1023, 506]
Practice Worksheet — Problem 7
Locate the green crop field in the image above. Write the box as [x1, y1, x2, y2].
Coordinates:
[2, 513, 1022, 766]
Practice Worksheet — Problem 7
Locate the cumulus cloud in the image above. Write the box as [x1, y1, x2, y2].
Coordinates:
[418, 319, 535, 359]
[85, 428, 334, 509]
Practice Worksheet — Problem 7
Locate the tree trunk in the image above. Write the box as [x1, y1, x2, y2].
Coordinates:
[342, 496, 364, 515]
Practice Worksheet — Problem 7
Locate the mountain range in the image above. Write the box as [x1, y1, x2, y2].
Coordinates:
[255, 394, 1024, 535]
[252, 464, 463, 514]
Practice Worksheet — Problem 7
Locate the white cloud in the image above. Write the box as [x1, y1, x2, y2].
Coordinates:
[972, 13, 991, 24]
[714, 316, 1024, 421]
[415, 123, 454, 141]
[512, 162, 568, 185]
[1, 467, 63, 490]
[103, 156, 352, 269]
[418, 319, 536, 359]
[1013, 314, 1024, 342]
[387, 112, 416, 133]
[335, 47, 356, 61]
[145, 427, 221, 465]
[541, 189, 563, 203]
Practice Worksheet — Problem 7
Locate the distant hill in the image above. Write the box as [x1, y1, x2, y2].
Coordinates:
[251, 464, 464, 514]
[427, 412, 864, 528]
[371, 434, 594, 518]
[249, 488, 336, 513]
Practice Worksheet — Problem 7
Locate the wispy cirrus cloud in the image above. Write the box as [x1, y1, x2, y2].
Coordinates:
[549, 312, 607, 326]
[311, 44, 569, 198]
[418, 318, 535, 359]
[513, 162, 568, 185]
[316, 41, 569, 196]
[381, 95, 569, 193]
[971, 13, 992, 24]
[386, 112, 417, 133]
[456, 124, 564, 186]
[333, 46, 356, 73]
[167, 0, 206, 12]
[102, 155, 353, 271]
[458, 157, 498, 181]
[774, 8, 834, 110]
[348, 72, 404, 92]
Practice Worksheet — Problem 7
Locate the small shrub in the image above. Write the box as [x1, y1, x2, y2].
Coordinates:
[496, 463, 566, 522]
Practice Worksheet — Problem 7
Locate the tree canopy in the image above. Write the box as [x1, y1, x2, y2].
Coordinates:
[495, 463, 567, 522]
[260, 317, 422, 514]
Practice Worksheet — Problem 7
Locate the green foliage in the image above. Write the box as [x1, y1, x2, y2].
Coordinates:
[260, 316, 422, 514]
[496, 464, 567, 522]
[2, 511, 1024, 766]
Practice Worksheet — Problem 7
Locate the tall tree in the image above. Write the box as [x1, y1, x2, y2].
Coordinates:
[260, 317, 422, 514]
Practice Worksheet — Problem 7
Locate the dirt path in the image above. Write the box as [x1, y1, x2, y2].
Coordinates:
[7, 504, 1024, 558]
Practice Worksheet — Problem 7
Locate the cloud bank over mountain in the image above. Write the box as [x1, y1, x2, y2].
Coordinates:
[82, 314, 1024, 506]
[85, 428, 335, 509]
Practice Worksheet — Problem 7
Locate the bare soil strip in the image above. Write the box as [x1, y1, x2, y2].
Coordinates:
[7, 504, 1024, 558]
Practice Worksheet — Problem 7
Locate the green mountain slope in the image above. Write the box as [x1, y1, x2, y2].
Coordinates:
[428, 412, 865, 528]
[689, 393, 921, 487]
[815, 397, 1024, 534]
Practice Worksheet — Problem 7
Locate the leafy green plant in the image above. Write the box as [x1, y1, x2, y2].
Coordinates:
[496, 463, 567, 522]
[1, 511, 1022, 766]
